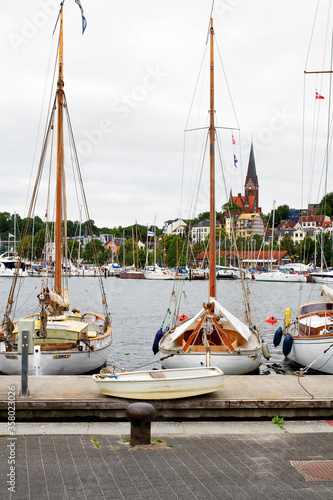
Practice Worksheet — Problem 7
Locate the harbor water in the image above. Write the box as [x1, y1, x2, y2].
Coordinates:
[0, 276, 325, 375]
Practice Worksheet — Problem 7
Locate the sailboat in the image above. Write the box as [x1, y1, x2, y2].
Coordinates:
[0, 2, 112, 375]
[279, 285, 333, 374]
[158, 19, 262, 375]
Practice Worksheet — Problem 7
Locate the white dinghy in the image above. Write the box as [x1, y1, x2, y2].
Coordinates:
[93, 366, 223, 400]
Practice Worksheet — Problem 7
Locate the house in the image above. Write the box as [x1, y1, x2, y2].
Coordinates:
[232, 213, 265, 239]
[105, 237, 126, 254]
[164, 218, 187, 236]
[190, 219, 220, 244]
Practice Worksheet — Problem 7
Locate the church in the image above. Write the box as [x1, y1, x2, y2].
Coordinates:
[230, 141, 261, 214]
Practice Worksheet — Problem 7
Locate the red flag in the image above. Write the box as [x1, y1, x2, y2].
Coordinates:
[232, 134, 236, 145]
[316, 91, 324, 99]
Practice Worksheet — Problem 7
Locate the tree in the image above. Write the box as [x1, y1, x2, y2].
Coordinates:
[222, 202, 243, 214]
[280, 233, 294, 254]
[82, 239, 105, 265]
[317, 192, 333, 217]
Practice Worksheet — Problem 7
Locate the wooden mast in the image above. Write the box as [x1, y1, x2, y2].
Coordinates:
[209, 18, 216, 300]
[55, 4, 64, 295]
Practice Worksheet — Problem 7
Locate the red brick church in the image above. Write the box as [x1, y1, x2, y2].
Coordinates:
[230, 141, 261, 214]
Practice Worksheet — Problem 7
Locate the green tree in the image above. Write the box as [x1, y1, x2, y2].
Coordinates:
[317, 192, 333, 217]
[280, 233, 294, 254]
[82, 239, 105, 265]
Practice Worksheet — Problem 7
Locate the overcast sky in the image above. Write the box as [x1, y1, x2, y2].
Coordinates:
[1, 0, 332, 229]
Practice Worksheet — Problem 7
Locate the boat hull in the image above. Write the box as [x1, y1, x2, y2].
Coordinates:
[0, 340, 112, 375]
[160, 349, 261, 375]
[93, 366, 223, 399]
[254, 272, 307, 282]
[285, 335, 333, 374]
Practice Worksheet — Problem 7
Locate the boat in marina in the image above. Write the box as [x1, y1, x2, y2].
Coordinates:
[143, 265, 175, 280]
[0, 2, 112, 375]
[253, 269, 308, 282]
[93, 366, 223, 399]
[0, 251, 27, 277]
[157, 19, 262, 375]
[279, 284, 333, 374]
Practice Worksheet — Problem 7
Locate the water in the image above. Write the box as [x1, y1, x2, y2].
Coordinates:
[0, 276, 325, 374]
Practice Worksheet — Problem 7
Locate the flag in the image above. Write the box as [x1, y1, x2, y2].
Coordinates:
[316, 91, 324, 99]
[75, 0, 87, 34]
[232, 134, 236, 145]
[234, 154, 238, 167]
[148, 231, 154, 237]
[8, 233, 15, 238]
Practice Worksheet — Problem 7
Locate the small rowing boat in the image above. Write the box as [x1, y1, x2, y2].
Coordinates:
[93, 366, 223, 399]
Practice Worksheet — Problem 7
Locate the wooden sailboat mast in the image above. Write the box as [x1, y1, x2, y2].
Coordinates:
[55, 5, 64, 294]
[209, 18, 216, 300]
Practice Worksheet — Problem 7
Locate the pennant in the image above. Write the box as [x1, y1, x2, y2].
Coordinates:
[234, 154, 238, 167]
[147, 231, 154, 237]
[232, 134, 236, 145]
[75, 0, 87, 34]
[8, 233, 15, 238]
[316, 91, 324, 99]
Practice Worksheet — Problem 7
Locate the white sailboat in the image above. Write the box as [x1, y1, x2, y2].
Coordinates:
[158, 19, 262, 375]
[0, 2, 112, 375]
[280, 285, 333, 374]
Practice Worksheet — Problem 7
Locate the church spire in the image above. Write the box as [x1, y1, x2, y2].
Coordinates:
[245, 140, 258, 185]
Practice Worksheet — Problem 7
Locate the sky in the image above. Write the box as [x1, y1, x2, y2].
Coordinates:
[1, 0, 333, 230]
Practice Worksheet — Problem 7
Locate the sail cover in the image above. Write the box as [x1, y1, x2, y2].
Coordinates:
[169, 299, 251, 343]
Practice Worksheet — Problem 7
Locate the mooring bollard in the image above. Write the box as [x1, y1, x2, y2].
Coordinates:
[126, 402, 157, 446]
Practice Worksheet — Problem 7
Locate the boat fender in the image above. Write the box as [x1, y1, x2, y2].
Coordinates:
[152, 328, 164, 355]
[273, 327, 283, 347]
[282, 333, 293, 357]
[262, 340, 271, 360]
[265, 316, 277, 324]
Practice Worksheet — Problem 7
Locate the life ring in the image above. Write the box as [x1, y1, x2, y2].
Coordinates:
[282, 333, 293, 356]
[265, 316, 277, 324]
[273, 327, 283, 347]
[179, 313, 189, 322]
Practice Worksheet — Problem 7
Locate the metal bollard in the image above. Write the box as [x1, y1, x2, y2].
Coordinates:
[126, 402, 157, 446]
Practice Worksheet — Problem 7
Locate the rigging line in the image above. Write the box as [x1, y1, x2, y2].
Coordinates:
[184, 44, 208, 131]
[304, 0, 320, 70]
[25, 32, 59, 221]
[190, 132, 210, 220]
[65, 102, 110, 322]
[214, 33, 240, 131]
[324, 29, 333, 213]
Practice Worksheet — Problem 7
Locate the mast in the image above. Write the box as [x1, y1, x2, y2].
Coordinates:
[209, 18, 216, 300]
[55, 4, 64, 294]
[135, 221, 139, 269]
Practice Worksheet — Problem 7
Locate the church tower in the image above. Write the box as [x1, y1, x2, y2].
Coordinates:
[244, 141, 259, 213]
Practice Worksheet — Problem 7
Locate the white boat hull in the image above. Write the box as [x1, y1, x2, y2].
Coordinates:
[286, 335, 333, 374]
[254, 272, 307, 282]
[93, 366, 223, 399]
[0, 340, 112, 375]
[310, 272, 333, 284]
[143, 271, 174, 280]
[161, 350, 261, 375]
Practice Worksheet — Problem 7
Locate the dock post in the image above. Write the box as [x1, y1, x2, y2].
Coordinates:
[21, 331, 29, 397]
[126, 402, 157, 446]
[18, 319, 35, 397]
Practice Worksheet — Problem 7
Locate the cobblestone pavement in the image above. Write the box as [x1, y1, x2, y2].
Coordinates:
[1, 431, 333, 499]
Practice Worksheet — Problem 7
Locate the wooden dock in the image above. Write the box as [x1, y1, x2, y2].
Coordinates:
[1, 374, 332, 420]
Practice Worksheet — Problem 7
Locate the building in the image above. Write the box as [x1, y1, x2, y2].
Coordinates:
[164, 218, 187, 236]
[232, 213, 265, 239]
[230, 141, 261, 214]
[190, 219, 220, 244]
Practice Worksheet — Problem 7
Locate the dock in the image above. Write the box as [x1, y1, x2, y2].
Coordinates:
[1, 374, 332, 419]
